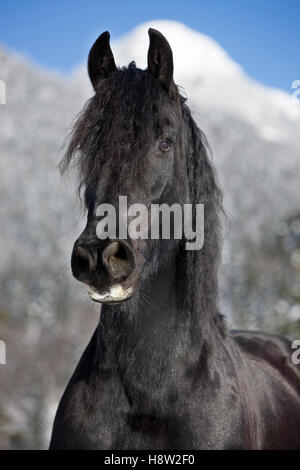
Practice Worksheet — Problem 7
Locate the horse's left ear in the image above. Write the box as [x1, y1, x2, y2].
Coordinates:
[88, 31, 117, 90]
[147, 28, 176, 97]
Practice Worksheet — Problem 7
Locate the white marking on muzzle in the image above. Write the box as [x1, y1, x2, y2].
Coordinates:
[87, 285, 133, 302]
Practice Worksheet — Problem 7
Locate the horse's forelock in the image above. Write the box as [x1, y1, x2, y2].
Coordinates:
[61, 64, 180, 201]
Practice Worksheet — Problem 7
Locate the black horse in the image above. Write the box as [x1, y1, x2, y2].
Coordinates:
[50, 29, 300, 449]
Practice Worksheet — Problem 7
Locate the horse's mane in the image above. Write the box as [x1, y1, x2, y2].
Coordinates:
[61, 62, 227, 336]
[180, 103, 226, 337]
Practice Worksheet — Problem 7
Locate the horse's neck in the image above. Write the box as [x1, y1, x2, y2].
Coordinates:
[96, 252, 219, 391]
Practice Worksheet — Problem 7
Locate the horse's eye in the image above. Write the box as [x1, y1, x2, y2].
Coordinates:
[159, 141, 171, 152]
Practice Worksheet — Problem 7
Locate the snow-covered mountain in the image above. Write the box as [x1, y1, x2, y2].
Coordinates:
[0, 20, 299, 449]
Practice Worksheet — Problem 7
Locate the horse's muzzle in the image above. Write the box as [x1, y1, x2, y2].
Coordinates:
[71, 238, 137, 303]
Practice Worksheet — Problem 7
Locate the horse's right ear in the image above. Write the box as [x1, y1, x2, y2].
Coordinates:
[88, 31, 117, 90]
[147, 28, 176, 98]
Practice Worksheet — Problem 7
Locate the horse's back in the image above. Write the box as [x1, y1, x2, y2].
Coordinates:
[232, 329, 300, 390]
[231, 329, 300, 449]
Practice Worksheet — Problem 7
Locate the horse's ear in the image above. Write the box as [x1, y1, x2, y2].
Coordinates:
[88, 31, 117, 90]
[147, 28, 176, 97]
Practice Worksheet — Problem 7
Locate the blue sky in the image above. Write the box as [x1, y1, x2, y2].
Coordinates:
[0, 0, 299, 92]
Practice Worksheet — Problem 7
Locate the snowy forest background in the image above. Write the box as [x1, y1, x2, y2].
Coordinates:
[0, 20, 300, 449]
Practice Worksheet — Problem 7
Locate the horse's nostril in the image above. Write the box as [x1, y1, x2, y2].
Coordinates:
[102, 241, 135, 280]
[71, 239, 135, 283]
[71, 243, 97, 280]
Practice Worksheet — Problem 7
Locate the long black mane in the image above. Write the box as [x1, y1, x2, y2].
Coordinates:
[61, 62, 180, 202]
